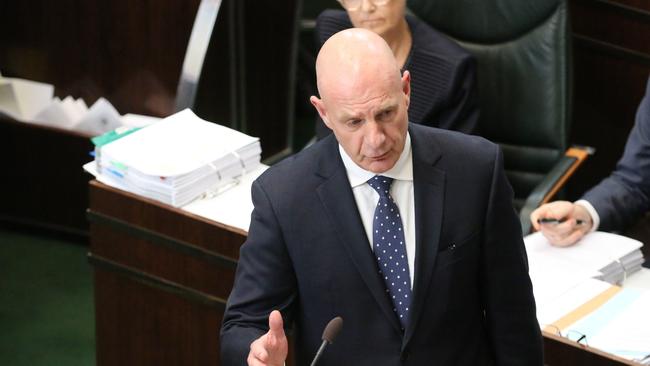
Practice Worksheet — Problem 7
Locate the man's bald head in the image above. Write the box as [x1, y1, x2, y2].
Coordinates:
[309, 28, 411, 173]
[315, 28, 402, 103]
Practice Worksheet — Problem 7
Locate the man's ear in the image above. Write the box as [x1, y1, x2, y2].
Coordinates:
[401, 70, 411, 108]
[310, 96, 333, 129]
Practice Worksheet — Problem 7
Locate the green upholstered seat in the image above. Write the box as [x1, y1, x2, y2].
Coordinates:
[408, 0, 589, 233]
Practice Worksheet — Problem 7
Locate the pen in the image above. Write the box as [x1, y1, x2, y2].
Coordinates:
[537, 217, 584, 225]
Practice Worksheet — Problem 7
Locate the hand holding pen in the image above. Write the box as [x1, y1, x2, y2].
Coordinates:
[530, 201, 593, 247]
[536, 217, 585, 225]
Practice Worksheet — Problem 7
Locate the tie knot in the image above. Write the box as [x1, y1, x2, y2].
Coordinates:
[368, 175, 393, 197]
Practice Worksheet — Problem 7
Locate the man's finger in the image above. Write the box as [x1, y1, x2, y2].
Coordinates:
[249, 337, 269, 363]
[551, 229, 584, 247]
[538, 224, 565, 241]
[267, 310, 285, 342]
[530, 209, 543, 231]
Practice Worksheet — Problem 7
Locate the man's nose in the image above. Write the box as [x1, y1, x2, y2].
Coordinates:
[365, 121, 386, 148]
[360, 0, 376, 12]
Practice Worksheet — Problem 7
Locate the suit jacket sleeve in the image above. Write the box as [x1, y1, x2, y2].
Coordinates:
[220, 179, 298, 365]
[582, 77, 650, 231]
[482, 145, 544, 365]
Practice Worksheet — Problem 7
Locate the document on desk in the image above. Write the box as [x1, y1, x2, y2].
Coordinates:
[73, 97, 123, 135]
[562, 288, 650, 363]
[0, 76, 54, 120]
[525, 231, 645, 284]
[536, 277, 612, 327]
[86, 108, 262, 208]
[183, 165, 267, 231]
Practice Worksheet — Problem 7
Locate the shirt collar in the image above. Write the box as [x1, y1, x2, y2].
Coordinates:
[339, 132, 413, 188]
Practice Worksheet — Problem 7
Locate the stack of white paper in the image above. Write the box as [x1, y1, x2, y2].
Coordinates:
[525, 231, 645, 285]
[86, 109, 261, 207]
[0, 75, 158, 135]
[32, 96, 124, 135]
[526, 231, 650, 362]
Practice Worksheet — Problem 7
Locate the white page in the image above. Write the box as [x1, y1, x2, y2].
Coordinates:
[121, 113, 160, 128]
[528, 253, 601, 308]
[537, 278, 612, 327]
[0, 77, 54, 120]
[32, 97, 71, 128]
[73, 97, 122, 136]
[74, 97, 88, 116]
[60, 96, 83, 126]
[525, 231, 643, 275]
[183, 165, 267, 231]
[0, 80, 22, 119]
[625, 268, 650, 291]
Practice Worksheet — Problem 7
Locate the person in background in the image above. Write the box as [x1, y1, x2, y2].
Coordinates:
[313, 0, 479, 139]
[221, 28, 542, 366]
[531, 76, 650, 247]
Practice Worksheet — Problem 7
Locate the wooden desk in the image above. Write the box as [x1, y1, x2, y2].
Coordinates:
[88, 180, 640, 366]
[0, 117, 93, 235]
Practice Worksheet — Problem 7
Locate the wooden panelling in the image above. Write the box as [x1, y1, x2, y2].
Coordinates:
[0, 118, 93, 235]
[601, 0, 650, 12]
[0, 1, 201, 117]
[571, 0, 650, 55]
[94, 270, 222, 365]
[89, 181, 246, 365]
[566, 0, 650, 203]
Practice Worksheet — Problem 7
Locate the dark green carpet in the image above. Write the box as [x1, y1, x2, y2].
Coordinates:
[0, 228, 95, 366]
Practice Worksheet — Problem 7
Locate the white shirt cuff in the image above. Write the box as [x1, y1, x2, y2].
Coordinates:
[575, 199, 599, 232]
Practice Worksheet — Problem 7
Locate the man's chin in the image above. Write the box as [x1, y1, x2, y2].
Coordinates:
[362, 158, 396, 174]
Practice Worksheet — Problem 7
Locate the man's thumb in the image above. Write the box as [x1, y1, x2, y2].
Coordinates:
[268, 310, 285, 338]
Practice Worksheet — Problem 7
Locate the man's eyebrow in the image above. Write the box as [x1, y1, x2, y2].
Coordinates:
[339, 111, 361, 121]
[377, 102, 398, 113]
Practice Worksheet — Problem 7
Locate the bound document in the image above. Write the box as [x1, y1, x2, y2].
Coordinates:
[525, 231, 645, 286]
[85, 108, 261, 207]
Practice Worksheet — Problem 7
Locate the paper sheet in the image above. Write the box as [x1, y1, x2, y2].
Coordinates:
[564, 288, 650, 361]
[0, 77, 54, 120]
[183, 165, 267, 231]
[536, 278, 612, 327]
[525, 231, 642, 272]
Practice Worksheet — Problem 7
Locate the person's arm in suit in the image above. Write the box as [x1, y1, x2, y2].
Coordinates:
[530, 77, 650, 246]
[220, 179, 297, 365]
[582, 78, 650, 231]
[481, 145, 544, 365]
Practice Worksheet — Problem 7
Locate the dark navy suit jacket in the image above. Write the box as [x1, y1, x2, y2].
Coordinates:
[314, 10, 479, 139]
[583, 77, 650, 231]
[221, 124, 542, 365]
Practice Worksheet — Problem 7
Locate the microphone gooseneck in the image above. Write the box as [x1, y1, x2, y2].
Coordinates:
[310, 316, 343, 366]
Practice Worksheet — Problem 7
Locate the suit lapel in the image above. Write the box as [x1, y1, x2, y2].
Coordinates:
[403, 126, 445, 347]
[315, 137, 402, 334]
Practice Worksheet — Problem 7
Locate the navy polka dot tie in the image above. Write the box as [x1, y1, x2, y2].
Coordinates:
[368, 175, 412, 329]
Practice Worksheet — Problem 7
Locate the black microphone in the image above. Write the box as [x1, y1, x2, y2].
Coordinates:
[310, 316, 343, 366]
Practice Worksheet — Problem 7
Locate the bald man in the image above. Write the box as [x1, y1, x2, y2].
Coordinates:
[221, 29, 542, 366]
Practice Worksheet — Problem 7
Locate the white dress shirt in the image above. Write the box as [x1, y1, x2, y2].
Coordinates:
[338, 133, 415, 288]
[575, 199, 600, 232]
